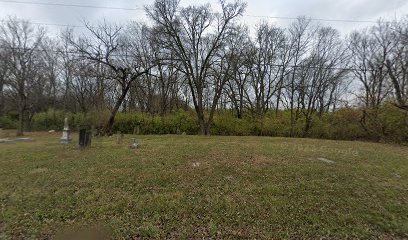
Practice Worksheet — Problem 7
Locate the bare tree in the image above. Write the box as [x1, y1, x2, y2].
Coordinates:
[284, 17, 313, 136]
[146, 0, 246, 135]
[0, 17, 45, 135]
[297, 26, 349, 136]
[0, 47, 9, 116]
[246, 22, 286, 116]
[384, 19, 408, 111]
[223, 26, 251, 118]
[349, 29, 391, 109]
[67, 21, 155, 134]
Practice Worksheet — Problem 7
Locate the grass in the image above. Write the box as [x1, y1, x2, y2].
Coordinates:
[0, 132, 407, 239]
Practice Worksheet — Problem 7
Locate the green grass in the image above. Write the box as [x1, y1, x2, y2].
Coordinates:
[0, 132, 408, 239]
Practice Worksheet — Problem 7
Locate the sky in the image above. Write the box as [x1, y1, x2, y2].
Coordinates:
[0, 0, 407, 36]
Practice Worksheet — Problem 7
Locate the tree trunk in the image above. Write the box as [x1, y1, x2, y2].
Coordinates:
[198, 112, 206, 135]
[0, 79, 4, 116]
[303, 115, 312, 138]
[104, 83, 131, 136]
[16, 106, 24, 136]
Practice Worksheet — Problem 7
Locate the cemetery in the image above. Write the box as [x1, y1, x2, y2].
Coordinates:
[0, 126, 407, 239]
[0, 0, 407, 238]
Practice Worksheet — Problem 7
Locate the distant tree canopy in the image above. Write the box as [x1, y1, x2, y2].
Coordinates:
[0, 0, 407, 137]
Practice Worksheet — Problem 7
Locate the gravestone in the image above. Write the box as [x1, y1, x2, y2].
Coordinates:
[60, 117, 72, 144]
[130, 138, 139, 149]
[79, 129, 91, 149]
[176, 127, 181, 135]
[116, 131, 124, 144]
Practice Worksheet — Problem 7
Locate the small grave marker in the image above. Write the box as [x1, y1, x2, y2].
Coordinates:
[116, 131, 124, 144]
[318, 157, 335, 164]
[130, 138, 139, 149]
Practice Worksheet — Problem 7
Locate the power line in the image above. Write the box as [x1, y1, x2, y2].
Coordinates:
[0, 0, 143, 11]
[0, 19, 84, 28]
[244, 15, 380, 24]
[0, 46, 360, 72]
[0, 0, 385, 24]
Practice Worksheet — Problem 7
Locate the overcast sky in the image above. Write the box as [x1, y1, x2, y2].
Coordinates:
[0, 0, 407, 36]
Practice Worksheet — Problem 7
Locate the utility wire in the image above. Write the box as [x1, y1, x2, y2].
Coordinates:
[0, 19, 84, 28]
[0, 46, 360, 72]
[0, 0, 143, 11]
[0, 0, 384, 24]
[244, 15, 381, 24]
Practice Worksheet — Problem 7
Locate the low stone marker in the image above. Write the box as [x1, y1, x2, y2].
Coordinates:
[0, 138, 32, 143]
[60, 117, 72, 144]
[79, 129, 91, 149]
[130, 138, 139, 149]
[116, 131, 124, 144]
[318, 157, 335, 164]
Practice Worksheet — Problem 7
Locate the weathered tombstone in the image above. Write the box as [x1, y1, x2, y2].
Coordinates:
[79, 129, 91, 149]
[130, 138, 139, 149]
[116, 131, 124, 144]
[60, 117, 72, 144]
[136, 126, 140, 135]
[176, 127, 181, 135]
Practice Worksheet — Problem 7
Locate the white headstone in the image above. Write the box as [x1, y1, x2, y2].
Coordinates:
[60, 117, 72, 144]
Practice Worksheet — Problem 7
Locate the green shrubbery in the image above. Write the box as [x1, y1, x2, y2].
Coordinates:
[112, 110, 199, 134]
[0, 114, 18, 129]
[6, 105, 407, 143]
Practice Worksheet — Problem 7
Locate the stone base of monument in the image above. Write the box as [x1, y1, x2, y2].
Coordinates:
[60, 131, 72, 144]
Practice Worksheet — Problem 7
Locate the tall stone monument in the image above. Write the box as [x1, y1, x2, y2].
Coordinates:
[60, 117, 72, 144]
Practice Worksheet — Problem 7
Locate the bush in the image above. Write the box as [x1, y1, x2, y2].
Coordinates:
[32, 109, 66, 131]
[29, 105, 408, 143]
[0, 115, 17, 129]
[314, 108, 366, 140]
[212, 113, 251, 136]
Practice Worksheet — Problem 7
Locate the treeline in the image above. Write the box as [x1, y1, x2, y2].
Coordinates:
[9, 106, 399, 142]
[0, 0, 407, 141]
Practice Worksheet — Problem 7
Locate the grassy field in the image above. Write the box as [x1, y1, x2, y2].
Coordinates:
[0, 132, 407, 239]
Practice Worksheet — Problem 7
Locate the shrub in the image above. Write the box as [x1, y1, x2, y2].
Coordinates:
[29, 105, 408, 143]
[0, 115, 17, 129]
[32, 109, 66, 131]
